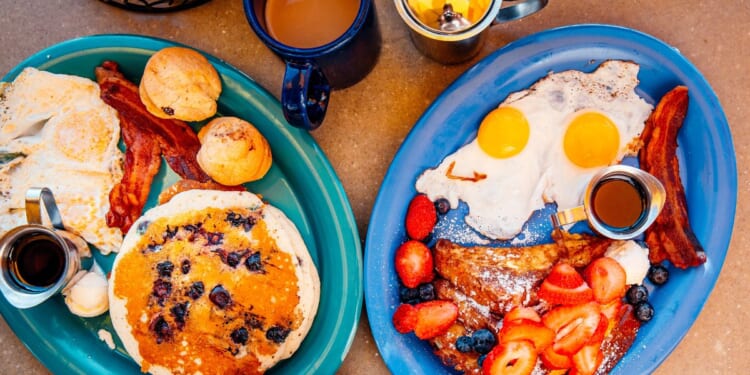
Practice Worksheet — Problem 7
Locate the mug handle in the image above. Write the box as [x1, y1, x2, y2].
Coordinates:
[495, 0, 549, 22]
[25, 187, 65, 230]
[281, 60, 331, 131]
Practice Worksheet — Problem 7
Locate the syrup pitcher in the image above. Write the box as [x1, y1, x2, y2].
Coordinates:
[0, 188, 90, 308]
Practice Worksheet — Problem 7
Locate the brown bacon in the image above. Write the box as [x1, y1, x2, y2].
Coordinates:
[639, 86, 706, 268]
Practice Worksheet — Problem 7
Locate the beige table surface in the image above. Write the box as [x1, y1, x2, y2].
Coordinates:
[0, 0, 747, 374]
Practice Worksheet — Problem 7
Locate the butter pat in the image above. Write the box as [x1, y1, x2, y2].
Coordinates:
[63, 262, 109, 317]
[605, 240, 650, 285]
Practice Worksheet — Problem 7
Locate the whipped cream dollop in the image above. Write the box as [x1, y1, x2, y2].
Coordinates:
[605, 240, 650, 285]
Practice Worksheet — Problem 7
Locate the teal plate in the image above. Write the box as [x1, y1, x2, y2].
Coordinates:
[0, 34, 362, 375]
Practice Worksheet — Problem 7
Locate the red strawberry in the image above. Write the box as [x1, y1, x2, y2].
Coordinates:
[413, 300, 458, 339]
[504, 306, 542, 324]
[542, 302, 601, 355]
[546, 262, 586, 288]
[498, 319, 555, 353]
[392, 304, 418, 334]
[538, 280, 593, 306]
[540, 346, 573, 370]
[394, 240, 434, 288]
[482, 339, 537, 375]
[571, 342, 604, 375]
[600, 298, 623, 322]
[405, 194, 437, 241]
[583, 257, 627, 304]
[587, 313, 609, 345]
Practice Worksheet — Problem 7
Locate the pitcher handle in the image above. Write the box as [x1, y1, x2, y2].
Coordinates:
[25, 187, 65, 230]
[495, 0, 549, 22]
[281, 60, 330, 131]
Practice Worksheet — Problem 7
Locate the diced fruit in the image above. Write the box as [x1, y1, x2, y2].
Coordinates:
[504, 306, 542, 324]
[625, 284, 649, 305]
[540, 346, 573, 370]
[538, 280, 594, 306]
[600, 298, 623, 322]
[542, 302, 601, 355]
[587, 313, 609, 345]
[482, 340, 537, 375]
[583, 257, 627, 304]
[413, 300, 459, 339]
[392, 304, 418, 333]
[394, 240, 435, 288]
[405, 194, 437, 241]
[455, 335, 475, 353]
[472, 328, 497, 354]
[434, 198, 451, 215]
[546, 262, 586, 288]
[647, 264, 669, 285]
[571, 342, 604, 375]
[634, 301, 655, 322]
[498, 319, 555, 352]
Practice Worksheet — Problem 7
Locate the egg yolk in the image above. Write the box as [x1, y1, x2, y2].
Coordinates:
[564, 111, 620, 168]
[477, 106, 530, 158]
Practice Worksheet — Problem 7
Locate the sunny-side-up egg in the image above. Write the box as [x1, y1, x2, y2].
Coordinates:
[415, 60, 654, 240]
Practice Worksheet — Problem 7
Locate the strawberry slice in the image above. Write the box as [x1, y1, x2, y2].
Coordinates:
[538, 280, 593, 306]
[571, 342, 604, 375]
[482, 339, 537, 375]
[587, 313, 609, 345]
[498, 319, 555, 353]
[540, 345, 573, 370]
[405, 194, 437, 241]
[546, 262, 586, 288]
[392, 304, 417, 334]
[600, 298, 623, 322]
[394, 240, 435, 288]
[413, 300, 458, 339]
[583, 257, 627, 304]
[542, 302, 601, 355]
[504, 306, 542, 324]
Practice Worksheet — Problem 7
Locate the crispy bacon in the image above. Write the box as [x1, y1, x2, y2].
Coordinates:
[96, 61, 210, 233]
[639, 86, 706, 268]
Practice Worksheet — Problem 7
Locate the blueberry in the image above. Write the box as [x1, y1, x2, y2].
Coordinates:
[226, 252, 242, 268]
[266, 326, 290, 343]
[245, 251, 264, 273]
[186, 281, 204, 299]
[434, 198, 451, 215]
[151, 316, 171, 343]
[399, 286, 420, 304]
[634, 301, 654, 322]
[206, 232, 224, 246]
[477, 354, 487, 367]
[418, 283, 435, 302]
[471, 329, 496, 354]
[647, 264, 669, 285]
[181, 259, 191, 274]
[152, 279, 172, 305]
[231, 327, 249, 345]
[455, 335, 474, 353]
[136, 220, 151, 235]
[170, 302, 189, 325]
[156, 261, 174, 278]
[209, 284, 232, 308]
[626, 284, 649, 305]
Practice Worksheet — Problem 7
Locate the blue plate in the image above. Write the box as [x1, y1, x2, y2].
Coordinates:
[0, 34, 362, 375]
[365, 24, 737, 374]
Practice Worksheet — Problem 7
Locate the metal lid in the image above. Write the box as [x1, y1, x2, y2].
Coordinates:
[400, 0, 496, 36]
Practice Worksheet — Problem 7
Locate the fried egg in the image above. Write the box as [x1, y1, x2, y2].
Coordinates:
[0, 68, 124, 254]
[416, 60, 653, 240]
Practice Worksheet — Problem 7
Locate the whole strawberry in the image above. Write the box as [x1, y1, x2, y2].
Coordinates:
[394, 240, 434, 288]
[405, 194, 437, 241]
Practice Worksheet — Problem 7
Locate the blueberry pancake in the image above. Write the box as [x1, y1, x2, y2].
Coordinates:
[109, 190, 320, 375]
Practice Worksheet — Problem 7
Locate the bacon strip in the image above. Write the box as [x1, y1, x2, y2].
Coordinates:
[639, 86, 706, 268]
[96, 61, 210, 233]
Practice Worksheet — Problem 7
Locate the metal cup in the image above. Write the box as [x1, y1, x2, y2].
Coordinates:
[395, 0, 549, 64]
[551, 165, 666, 240]
[0, 188, 88, 308]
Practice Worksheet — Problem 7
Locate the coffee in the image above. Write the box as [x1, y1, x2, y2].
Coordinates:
[9, 233, 66, 291]
[265, 0, 360, 48]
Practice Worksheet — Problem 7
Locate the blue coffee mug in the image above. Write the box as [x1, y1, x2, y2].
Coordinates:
[243, 0, 381, 130]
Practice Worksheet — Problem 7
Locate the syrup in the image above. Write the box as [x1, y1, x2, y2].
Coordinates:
[591, 176, 647, 230]
[9, 233, 65, 291]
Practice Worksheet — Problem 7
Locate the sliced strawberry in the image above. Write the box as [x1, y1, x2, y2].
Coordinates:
[587, 313, 609, 345]
[498, 319, 555, 353]
[583, 257, 627, 304]
[540, 345, 573, 370]
[392, 304, 417, 334]
[504, 306, 542, 324]
[571, 342, 604, 375]
[394, 240, 434, 288]
[405, 194, 437, 241]
[538, 280, 593, 306]
[482, 339, 537, 375]
[413, 300, 458, 339]
[600, 298, 623, 322]
[546, 262, 586, 288]
[542, 302, 601, 355]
